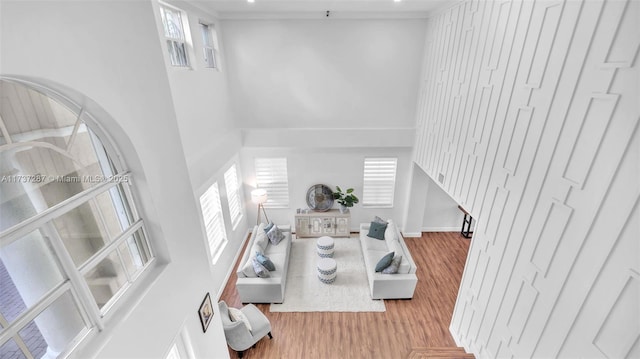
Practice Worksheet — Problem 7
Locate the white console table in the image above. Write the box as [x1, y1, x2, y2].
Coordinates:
[295, 209, 351, 237]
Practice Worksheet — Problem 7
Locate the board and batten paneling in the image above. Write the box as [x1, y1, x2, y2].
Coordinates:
[414, 0, 639, 358]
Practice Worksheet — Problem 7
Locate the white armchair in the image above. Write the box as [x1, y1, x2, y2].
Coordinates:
[218, 301, 272, 358]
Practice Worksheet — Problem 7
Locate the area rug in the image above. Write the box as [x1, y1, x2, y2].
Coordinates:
[270, 235, 385, 312]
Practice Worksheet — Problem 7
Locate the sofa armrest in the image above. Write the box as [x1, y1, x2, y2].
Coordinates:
[370, 273, 418, 299]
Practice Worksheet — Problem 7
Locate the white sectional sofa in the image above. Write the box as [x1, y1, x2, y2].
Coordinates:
[359, 220, 418, 299]
[235, 224, 292, 303]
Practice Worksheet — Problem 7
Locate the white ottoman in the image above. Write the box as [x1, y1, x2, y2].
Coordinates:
[317, 258, 337, 284]
[316, 236, 335, 258]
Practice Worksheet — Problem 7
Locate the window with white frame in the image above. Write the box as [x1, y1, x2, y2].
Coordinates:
[199, 182, 227, 264]
[224, 164, 242, 230]
[199, 22, 218, 69]
[166, 344, 181, 359]
[254, 158, 289, 208]
[160, 4, 190, 67]
[362, 157, 398, 207]
[165, 327, 193, 359]
[0, 78, 154, 358]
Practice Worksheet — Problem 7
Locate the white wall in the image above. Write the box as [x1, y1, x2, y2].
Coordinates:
[1, 1, 228, 358]
[153, 0, 250, 305]
[158, 1, 242, 188]
[221, 19, 427, 129]
[414, 0, 639, 358]
[422, 175, 462, 232]
[224, 17, 434, 234]
[240, 146, 413, 231]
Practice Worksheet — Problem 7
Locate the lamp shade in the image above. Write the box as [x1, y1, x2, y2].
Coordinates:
[251, 189, 268, 204]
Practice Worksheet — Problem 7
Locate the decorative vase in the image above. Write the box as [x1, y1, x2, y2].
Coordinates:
[339, 205, 349, 213]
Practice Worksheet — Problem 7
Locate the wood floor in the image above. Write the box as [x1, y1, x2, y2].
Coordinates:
[219, 231, 472, 359]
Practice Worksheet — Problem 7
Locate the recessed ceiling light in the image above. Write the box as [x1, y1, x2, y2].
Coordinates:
[247, 0, 254, 3]
[394, 0, 402, 2]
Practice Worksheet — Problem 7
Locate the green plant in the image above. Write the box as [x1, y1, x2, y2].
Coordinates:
[333, 186, 359, 208]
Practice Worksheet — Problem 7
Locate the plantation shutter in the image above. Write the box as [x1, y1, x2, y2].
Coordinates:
[224, 164, 242, 229]
[362, 158, 397, 208]
[199, 182, 227, 264]
[254, 158, 290, 208]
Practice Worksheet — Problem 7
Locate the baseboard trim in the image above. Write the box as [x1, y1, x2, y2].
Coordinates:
[422, 227, 460, 232]
[402, 232, 422, 238]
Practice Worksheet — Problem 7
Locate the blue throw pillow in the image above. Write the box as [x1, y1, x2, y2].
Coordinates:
[382, 255, 402, 274]
[255, 252, 275, 271]
[367, 221, 387, 240]
[375, 251, 395, 272]
[264, 221, 275, 233]
[267, 224, 285, 245]
[252, 258, 270, 278]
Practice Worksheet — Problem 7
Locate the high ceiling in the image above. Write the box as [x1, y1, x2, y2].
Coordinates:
[190, 0, 456, 19]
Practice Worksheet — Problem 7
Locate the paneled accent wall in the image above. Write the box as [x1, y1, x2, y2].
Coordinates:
[414, 0, 639, 357]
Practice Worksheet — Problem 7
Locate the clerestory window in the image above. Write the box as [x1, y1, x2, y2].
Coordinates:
[160, 4, 191, 67]
[0, 78, 154, 358]
[199, 22, 219, 70]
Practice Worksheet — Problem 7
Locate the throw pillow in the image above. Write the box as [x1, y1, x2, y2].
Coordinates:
[228, 307, 253, 332]
[373, 216, 388, 224]
[375, 251, 395, 272]
[264, 221, 275, 233]
[368, 221, 387, 240]
[240, 256, 258, 278]
[382, 255, 403, 274]
[252, 257, 270, 278]
[254, 231, 269, 252]
[267, 224, 285, 245]
[256, 251, 276, 271]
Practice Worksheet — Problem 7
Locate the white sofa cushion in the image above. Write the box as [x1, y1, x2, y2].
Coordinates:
[254, 230, 269, 252]
[265, 240, 288, 255]
[265, 252, 286, 278]
[240, 257, 258, 278]
[384, 219, 398, 242]
[363, 235, 388, 251]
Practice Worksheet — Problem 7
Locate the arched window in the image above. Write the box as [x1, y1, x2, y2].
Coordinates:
[0, 78, 154, 358]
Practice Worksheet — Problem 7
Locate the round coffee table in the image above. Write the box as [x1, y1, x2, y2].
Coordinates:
[317, 257, 337, 284]
[316, 236, 335, 258]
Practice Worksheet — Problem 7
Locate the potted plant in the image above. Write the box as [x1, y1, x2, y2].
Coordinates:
[333, 186, 359, 213]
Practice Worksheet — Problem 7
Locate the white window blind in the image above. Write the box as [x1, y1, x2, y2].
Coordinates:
[160, 5, 190, 67]
[362, 158, 398, 208]
[199, 182, 227, 264]
[254, 158, 289, 208]
[224, 164, 242, 229]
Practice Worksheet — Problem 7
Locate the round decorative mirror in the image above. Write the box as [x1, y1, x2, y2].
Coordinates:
[306, 184, 334, 212]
